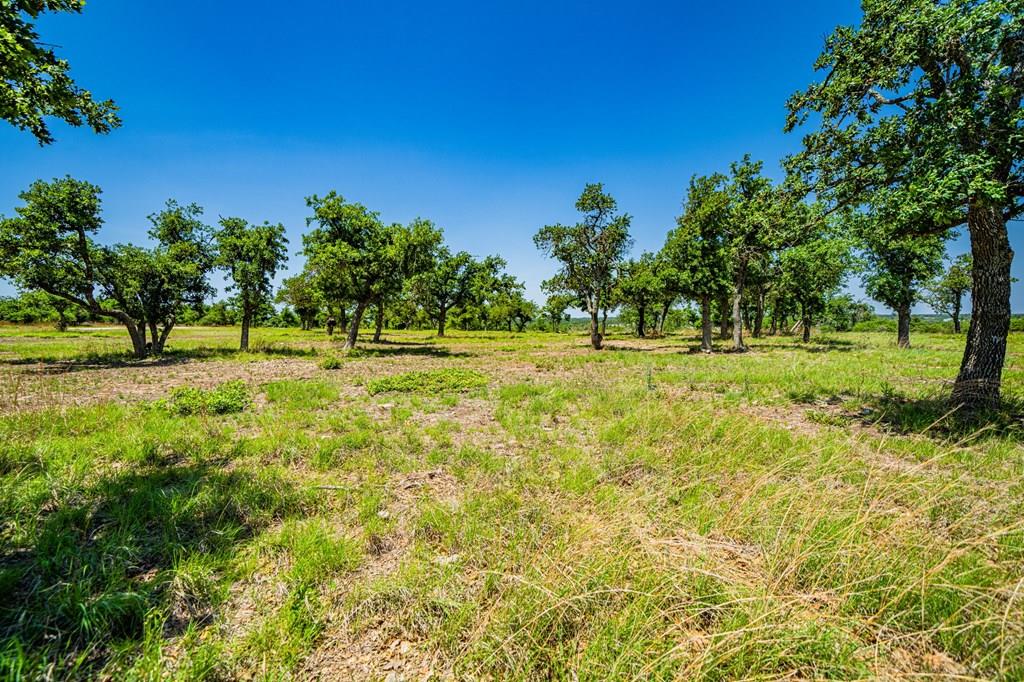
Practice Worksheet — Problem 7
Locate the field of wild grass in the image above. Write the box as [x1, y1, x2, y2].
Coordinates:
[1, 325, 1023, 680]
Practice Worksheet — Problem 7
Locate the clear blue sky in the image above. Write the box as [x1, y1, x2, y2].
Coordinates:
[1, 1, 1010, 311]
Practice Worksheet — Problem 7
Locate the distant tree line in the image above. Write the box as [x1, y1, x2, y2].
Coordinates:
[2, 0, 1020, 409]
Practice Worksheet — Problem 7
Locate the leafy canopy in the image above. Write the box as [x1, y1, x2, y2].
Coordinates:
[785, 0, 1024, 227]
[216, 217, 289, 315]
[1, 1, 120, 144]
[534, 183, 632, 315]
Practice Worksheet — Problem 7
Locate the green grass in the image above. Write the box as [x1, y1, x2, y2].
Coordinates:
[1, 324, 1022, 679]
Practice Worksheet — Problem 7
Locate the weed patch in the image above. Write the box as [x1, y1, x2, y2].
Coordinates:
[367, 368, 488, 395]
[156, 380, 250, 416]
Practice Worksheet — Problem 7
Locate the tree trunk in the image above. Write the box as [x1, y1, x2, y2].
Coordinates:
[437, 307, 447, 337]
[769, 307, 778, 336]
[731, 291, 745, 351]
[240, 310, 251, 351]
[659, 300, 671, 334]
[637, 305, 646, 337]
[701, 296, 713, 353]
[801, 303, 811, 343]
[338, 307, 348, 335]
[590, 310, 603, 350]
[952, 296, 962, 334]
[148, 321, 159, 353]
[373, 300, 384, 343]
[753, 291, 765, 338]
[896, 303, 911, 349]
[157, 323, 173, 354]
[125, 319, 146, 359]
[601, 309, 608, 337]
[344, 301, 367, 350]
[951, 205, 1012, 408]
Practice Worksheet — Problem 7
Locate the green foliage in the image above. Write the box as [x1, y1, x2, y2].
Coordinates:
[535, 183, 632, 346]
[855, 213, 947, 314]
[157, 380, 251, 416]
[0, 1, 121, 144]
[616, 252, 664, 335]
[410, 248, 505, 335]
[303, 194, 441, 347]
[276, 272, 322, 330]
[778, 228, 852, 335]
[366, 368, 488, 395]
[112, 200, 217, 351]
[785, 0, 1024, 230]
[541, 293, 575, 331]
[822, 294, 875, 332]
[663, 174, 732, 304]
[216, 217, 288, 348]
[0, 291, 87, 327]
[925, 254, 973, 318]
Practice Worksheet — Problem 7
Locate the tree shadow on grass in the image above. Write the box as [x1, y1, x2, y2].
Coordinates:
[351, 344, 473, 359]
[0, 459, 312, 676]
[1, 345, 324, 374]
[600, 337, 858, 355]
[861, 392, 1024, 443]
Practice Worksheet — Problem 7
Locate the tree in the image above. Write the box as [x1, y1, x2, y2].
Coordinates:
[276, 272, 321, 331]
[112, 201, 216, 354]
[616, 252, 663, 337]
[778, 233, 851, 343]
[926, 254, 973, 333]
[663, 174, 733, 352]
[303, 193, 420, 350]
[534, 183, 632, 350]
[0, 291, 86, 328]
[857, 219, 947, 348]
[371, 217, 441, 342]
[1, 1, 120, 144]
[823, 294, 875, 332]
[785, 0, 1024, 406]
[0, 177, 153, 357]
[724, 155, 777, 350]
[541, 292, 574, 332]
[216, 218, 289, 351]
[412, 248, 481, 337]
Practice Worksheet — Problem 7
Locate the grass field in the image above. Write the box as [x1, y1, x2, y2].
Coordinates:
[1, 325, 1023, 680]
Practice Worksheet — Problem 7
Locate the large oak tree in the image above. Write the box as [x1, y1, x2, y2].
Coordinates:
[786, 0, 1024, 406]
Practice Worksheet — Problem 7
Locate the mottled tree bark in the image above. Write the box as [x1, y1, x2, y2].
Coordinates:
[437, 307, 448, 337]
[701, 296, 713, 353]
[373, 300, 384, 343]
[590, 309, 603, 350]
[240, 311, 251, 351]
[344, 301, 367, 350]
[896, 303, 911, 349]
[753, 290, 765, 338]
[715, 296, 726, 339]
[731, 290, 745, 351]
[951, 205, 1012, 408]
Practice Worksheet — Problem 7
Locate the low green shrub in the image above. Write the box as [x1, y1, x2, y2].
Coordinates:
[366, 368, 488, 395]
[157, 380, 250, 416]
[320, 356, 344, 370]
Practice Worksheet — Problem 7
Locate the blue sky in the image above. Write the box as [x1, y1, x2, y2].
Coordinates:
[1, 1, 1009, 311]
